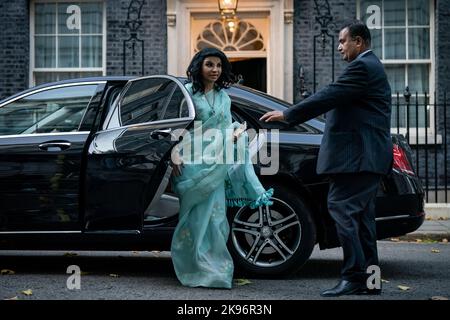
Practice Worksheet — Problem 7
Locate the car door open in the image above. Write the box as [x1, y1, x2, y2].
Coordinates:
[83, 76, 195, 232]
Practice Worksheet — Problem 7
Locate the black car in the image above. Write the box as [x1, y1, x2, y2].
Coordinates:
[0, 76, 425, 276]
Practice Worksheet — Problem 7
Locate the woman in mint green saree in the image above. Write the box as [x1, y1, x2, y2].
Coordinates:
[170, 48, 273, 289]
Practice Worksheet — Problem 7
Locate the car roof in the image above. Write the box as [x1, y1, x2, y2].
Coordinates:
[0, 76, 135, 105]
[0, 75, 325, 132]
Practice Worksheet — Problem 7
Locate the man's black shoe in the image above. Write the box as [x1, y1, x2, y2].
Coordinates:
[320, 280, 366, 297]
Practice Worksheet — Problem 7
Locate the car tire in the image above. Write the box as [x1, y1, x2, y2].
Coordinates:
[227, 184, 317, 277]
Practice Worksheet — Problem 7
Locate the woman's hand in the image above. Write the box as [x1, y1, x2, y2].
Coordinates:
[233, 121, 247, 143]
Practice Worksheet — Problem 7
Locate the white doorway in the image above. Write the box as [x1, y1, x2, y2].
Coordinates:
[166, 0, 293, 102]
[192, 15, 268, 92]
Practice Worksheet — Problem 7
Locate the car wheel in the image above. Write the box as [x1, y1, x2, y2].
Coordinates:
[228, 184, 316, 277]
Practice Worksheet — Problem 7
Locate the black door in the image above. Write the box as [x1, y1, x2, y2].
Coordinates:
[0, 83, 103, 231]
[231, 58, 267, 92]
[84, 76, 195, 232]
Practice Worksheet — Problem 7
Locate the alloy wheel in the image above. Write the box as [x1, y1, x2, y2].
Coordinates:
[231, 197, 302, 267]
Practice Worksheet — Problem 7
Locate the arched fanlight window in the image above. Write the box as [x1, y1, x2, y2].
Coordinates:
[195, 20, 265, 52]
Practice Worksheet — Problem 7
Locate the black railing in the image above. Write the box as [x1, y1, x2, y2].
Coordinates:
[123, 0, 145, 76]
[392, 89, 449, 203]
[312, 0, 336, 93]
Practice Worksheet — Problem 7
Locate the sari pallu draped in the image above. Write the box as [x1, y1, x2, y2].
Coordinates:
[170, 84, 273, 288]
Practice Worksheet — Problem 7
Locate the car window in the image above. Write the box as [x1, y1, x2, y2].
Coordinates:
[161, 86, 190, 120]
[119, 78, 189, 126]
[231, 101, 320, 134]
[79, 84, 124, 132]
[0, 84, 98, 135]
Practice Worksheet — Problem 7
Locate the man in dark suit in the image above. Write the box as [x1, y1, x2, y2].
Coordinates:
[260, 20, 392, 297]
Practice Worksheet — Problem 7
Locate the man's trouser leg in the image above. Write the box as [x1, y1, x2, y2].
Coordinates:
[327, 173, 381, 282]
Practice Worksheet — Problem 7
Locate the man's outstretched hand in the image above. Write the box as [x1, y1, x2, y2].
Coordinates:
[259, 110, 285, 122]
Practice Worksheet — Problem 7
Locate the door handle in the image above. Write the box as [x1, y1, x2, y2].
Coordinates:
[38, 141, 71, 151]
[150, 129, 172, 140]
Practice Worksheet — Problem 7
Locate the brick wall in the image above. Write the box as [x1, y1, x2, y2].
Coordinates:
[293, 0, 356, 103]
[106, 0, 167, 77]
[0, 0, 29, 100]
[0, 0, 168, 100]
[434, 0, 450, 198]
[436, 0, 450, 95]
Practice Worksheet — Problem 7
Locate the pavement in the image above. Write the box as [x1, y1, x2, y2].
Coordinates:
[398, 216, 450, 241]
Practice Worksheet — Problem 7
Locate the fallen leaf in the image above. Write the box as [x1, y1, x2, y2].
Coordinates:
[390, 238, 400, 242]
[4, 296, 19, 300]
[234, 278, 252, 286]
[415, 239, 423, 243]
[431, 249, 440, 253]
[442, 238, 448, 243]
[132, 251, 139, 254]
[109, 273, 120, 278]
[381, 279, 390, 283]
[430, 296, 448, 300]
[1, 269, 15, 275]
[438, 217, 448, 221]
[63, 252, 78, 257]
[21, 289, 33, 296]
[398, 285, 411, 291]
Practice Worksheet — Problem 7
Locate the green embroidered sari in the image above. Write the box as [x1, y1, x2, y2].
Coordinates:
[170, 83, 273, 288]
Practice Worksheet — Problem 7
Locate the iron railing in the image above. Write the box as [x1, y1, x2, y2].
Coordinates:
[123, 0, 145, 76]
[392, 88, 449, 203]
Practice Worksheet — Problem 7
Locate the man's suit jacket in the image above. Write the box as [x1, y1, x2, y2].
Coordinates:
[284, 51, 393, 175]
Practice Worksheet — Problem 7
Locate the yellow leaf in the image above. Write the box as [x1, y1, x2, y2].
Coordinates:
[109, 273, 120, 278]
[63, 252, 78, 257]
[431, 296, 448, 300]
[234, 278, 252, 286]
[431, 249, 440, 253]
[398, 285, 410, 291]
[381, 279, 390, 283]
[423, 239, 438, 244]
[415, 239, 423, 243]
[21, 289, 33, 296]
[390, 238, 400, 242]
[1, 269, 15, 275]
[442, 238, 448, 243]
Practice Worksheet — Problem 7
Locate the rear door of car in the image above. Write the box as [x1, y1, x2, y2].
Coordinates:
[0, 81, 105, 231]
[83, 76, 194, 232]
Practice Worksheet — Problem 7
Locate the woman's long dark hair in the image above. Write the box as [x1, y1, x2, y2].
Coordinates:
[186, 47, 235, 94]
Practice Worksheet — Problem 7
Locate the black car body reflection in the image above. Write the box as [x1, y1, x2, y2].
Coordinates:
[0, 76, 425, 276]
